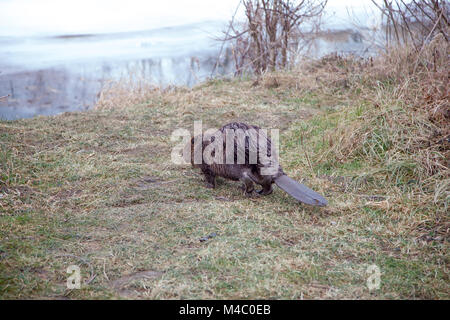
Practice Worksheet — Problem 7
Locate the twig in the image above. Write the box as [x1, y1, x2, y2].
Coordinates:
[103, 259, 110, 281]
[211, 0, 242, 77]
[413, 8, 445, 73]
[299, 131, 315, 178]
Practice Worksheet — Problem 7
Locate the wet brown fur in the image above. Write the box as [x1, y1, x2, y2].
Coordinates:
[189, 122, 284, 196]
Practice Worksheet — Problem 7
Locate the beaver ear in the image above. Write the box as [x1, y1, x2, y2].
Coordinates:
[274, 175, 328, 206]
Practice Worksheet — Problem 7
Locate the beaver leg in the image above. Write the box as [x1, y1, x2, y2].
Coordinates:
[201, 167, 216, 188]
[240, 172, 255, 196]
[256, 184, 273, 195]
[247, 171, 273, 196]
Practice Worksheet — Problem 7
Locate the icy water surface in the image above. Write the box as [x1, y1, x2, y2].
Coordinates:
[0, 21, 379, 120]
[0, 21, 232, 120]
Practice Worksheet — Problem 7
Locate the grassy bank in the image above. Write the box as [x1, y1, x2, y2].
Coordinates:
[0, 44, 448, 299]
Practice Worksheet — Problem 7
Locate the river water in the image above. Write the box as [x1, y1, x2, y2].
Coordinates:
[0, 14, 380, 120]
[0, 21, 236, 120]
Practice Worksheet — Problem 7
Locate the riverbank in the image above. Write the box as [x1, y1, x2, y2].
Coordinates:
[0, 44, 448, 298]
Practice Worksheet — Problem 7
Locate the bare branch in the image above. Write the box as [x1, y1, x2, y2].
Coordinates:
[218, 0, 327, 75]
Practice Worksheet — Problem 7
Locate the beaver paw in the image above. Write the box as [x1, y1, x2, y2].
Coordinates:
[256, 188, 273, 196]
[243, 189, 255, 197]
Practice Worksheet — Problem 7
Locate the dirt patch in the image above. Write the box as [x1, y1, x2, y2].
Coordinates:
[52, 188, 82, 201]
[0, 185, 35, 197]
[110, 270, 163, 298]
[117, 145, 150, 157]
[134, 177, 178, 191]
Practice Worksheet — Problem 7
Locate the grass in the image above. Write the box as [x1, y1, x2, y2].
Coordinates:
[0, 48, 449, 299]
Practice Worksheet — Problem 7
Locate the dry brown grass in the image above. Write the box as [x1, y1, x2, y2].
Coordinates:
[262, 34, 449, 176]
[96, 79, 161, 110]
[259, 35, 449, 245]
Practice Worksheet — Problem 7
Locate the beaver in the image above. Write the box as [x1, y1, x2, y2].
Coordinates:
[188, 122, 328, 206]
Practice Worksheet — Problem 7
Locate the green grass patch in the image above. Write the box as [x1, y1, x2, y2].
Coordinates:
[0, 72, 447, 299]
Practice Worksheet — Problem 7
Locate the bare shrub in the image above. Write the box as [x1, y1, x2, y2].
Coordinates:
[372, 0, 449, 50]
[223, 0, 327, 75]
[258, 33, 448, 180]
